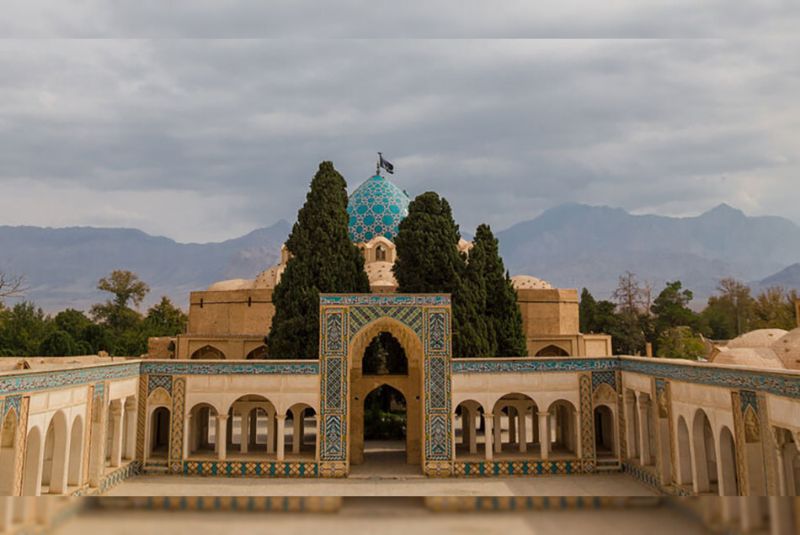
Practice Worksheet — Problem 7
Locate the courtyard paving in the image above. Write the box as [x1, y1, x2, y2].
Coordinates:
[52, 501, 706, 535]
[106, 472, 654, 496]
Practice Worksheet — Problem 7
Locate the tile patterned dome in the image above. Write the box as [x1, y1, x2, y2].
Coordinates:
[347, 174, 410, 243]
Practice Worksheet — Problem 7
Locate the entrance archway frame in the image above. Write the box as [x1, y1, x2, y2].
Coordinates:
[318, 294, 453, 477]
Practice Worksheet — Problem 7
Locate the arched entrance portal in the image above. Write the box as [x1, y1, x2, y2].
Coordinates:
[349, 323, 421, 471]
[318, 294, 453, 478]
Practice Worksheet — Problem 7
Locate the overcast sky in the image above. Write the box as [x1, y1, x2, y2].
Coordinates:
[0, 2, 798, 242]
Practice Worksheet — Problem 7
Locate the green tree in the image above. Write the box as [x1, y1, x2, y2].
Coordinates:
[656, 326, 706, 360]
[611, 272, 648, 355]
[701, 277, 755, 339]
[267, 161, 370, 358]
[651, 281, 697, 330]
[91, 270, 149, 333]
[0, 302, 52, 356]
[752, 286, 798, 330]
[39, 330, 78, 356]
[143, 297, 187, 336]
[579, 288, 597, 333]
[393, 192, 489, 357]
[54, 309, 92, 341]
[81, 323, 113, 354]
[97, 270, 149, 309]
[470, 224, 526, 356]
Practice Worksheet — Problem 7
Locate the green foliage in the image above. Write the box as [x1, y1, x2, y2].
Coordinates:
[393, 192, 463, 294]
[267, 161, 370, 358]
[393, 192, 490, 357]
[363, 385, 406, 440]
[97, 270, 150, 309]
[39, 330, 78, 356]
[656, 326, 706, 360]
[579, 288, 597, 333]
[470, 224, 527, 356]
[700, 277, 755, 339]
[0, 302, 52, 356]
[0, 267, 189, 357]
[143, 297, 188, 336]
[752, 286, 798, 330]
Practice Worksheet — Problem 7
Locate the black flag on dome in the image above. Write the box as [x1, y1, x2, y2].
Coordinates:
[378, 152, 394, 174]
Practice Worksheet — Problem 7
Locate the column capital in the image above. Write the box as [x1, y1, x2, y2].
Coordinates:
[537, 411, 550, 418]
[217, 414, 229, 421]
[276, 413, 286, 421]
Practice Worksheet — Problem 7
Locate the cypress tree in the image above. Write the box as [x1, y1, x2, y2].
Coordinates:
[267, 161, 370, 358]
[471, 224, 527, 356]
[393, 192, 489, 357]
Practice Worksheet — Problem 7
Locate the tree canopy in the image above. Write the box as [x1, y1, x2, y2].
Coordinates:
[267, 161, 370, 358]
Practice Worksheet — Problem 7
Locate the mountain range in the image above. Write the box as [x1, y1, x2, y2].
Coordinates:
[1, 203, 799, 312]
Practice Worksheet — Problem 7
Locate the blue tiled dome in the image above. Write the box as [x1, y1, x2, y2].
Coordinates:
[347, 174, 410, 242]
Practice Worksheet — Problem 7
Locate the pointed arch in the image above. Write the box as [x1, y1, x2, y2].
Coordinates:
[535, 345, 570, 357]
[0, 409, 18, 494]
[191, 345, 226, 360]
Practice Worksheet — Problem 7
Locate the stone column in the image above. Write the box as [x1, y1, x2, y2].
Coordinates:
[267, 414, 276, 455]
[518, 408, 527, 453]
[293, 410, 303, 454]
[625, 396, 637, 460]
[314, 414, 320, 462]
[638, 397, 651, 466]
[124, 406, 137, 460]
[484, 413, 494, 462]
[493, 412, 502, 454]
[538, 411, 550, 461]
[216, 414, 228, 461]
[240, 411, 249, 454]
[110, 406, 124, 468]
[508, 407, 517, 445]
[249, 412, 257, 448]
[276, 414, 286, 461]
[775, 443, 787, 496]
[182, 414, 192, 459]
[468, 411, 477, 455]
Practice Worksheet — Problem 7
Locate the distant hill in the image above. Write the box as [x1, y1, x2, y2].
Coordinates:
[0, 221, 290, 312]
[757, 263, 800, 291]
[2, 203, 799, 312]
[497, 203, 800, 302]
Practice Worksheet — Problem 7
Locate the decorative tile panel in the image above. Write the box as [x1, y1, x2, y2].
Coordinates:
[2, 395, 21, 417]
[348, 305, 423, 338]
[454, 358, 618, 374]
[592, 371, 617, 391]
[12, 396, 29, 496]
[141, 362, 319, 376]
[135, 375, 148, 461]
[324, 309, 346, 356]
[148, 375, 173, 396]
[320, 294, 450, 307]
[579, 374, 595, 471]
[0, 362, 139, 396]
[169, 377, 186, 473]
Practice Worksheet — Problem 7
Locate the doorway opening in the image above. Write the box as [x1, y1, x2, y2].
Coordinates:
[358, 384, 414, 476]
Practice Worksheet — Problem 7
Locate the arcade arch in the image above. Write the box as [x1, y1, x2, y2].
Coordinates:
[191, 345, 226, 360]
[0, 410, 18, 494]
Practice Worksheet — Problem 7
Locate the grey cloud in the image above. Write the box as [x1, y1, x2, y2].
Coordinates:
[2, 1, 800, 38]
[0, 37, 799, 242]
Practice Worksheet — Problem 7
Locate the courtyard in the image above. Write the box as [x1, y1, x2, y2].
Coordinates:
[105, 472, 654, 497]
[50, 500, 706, 535]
